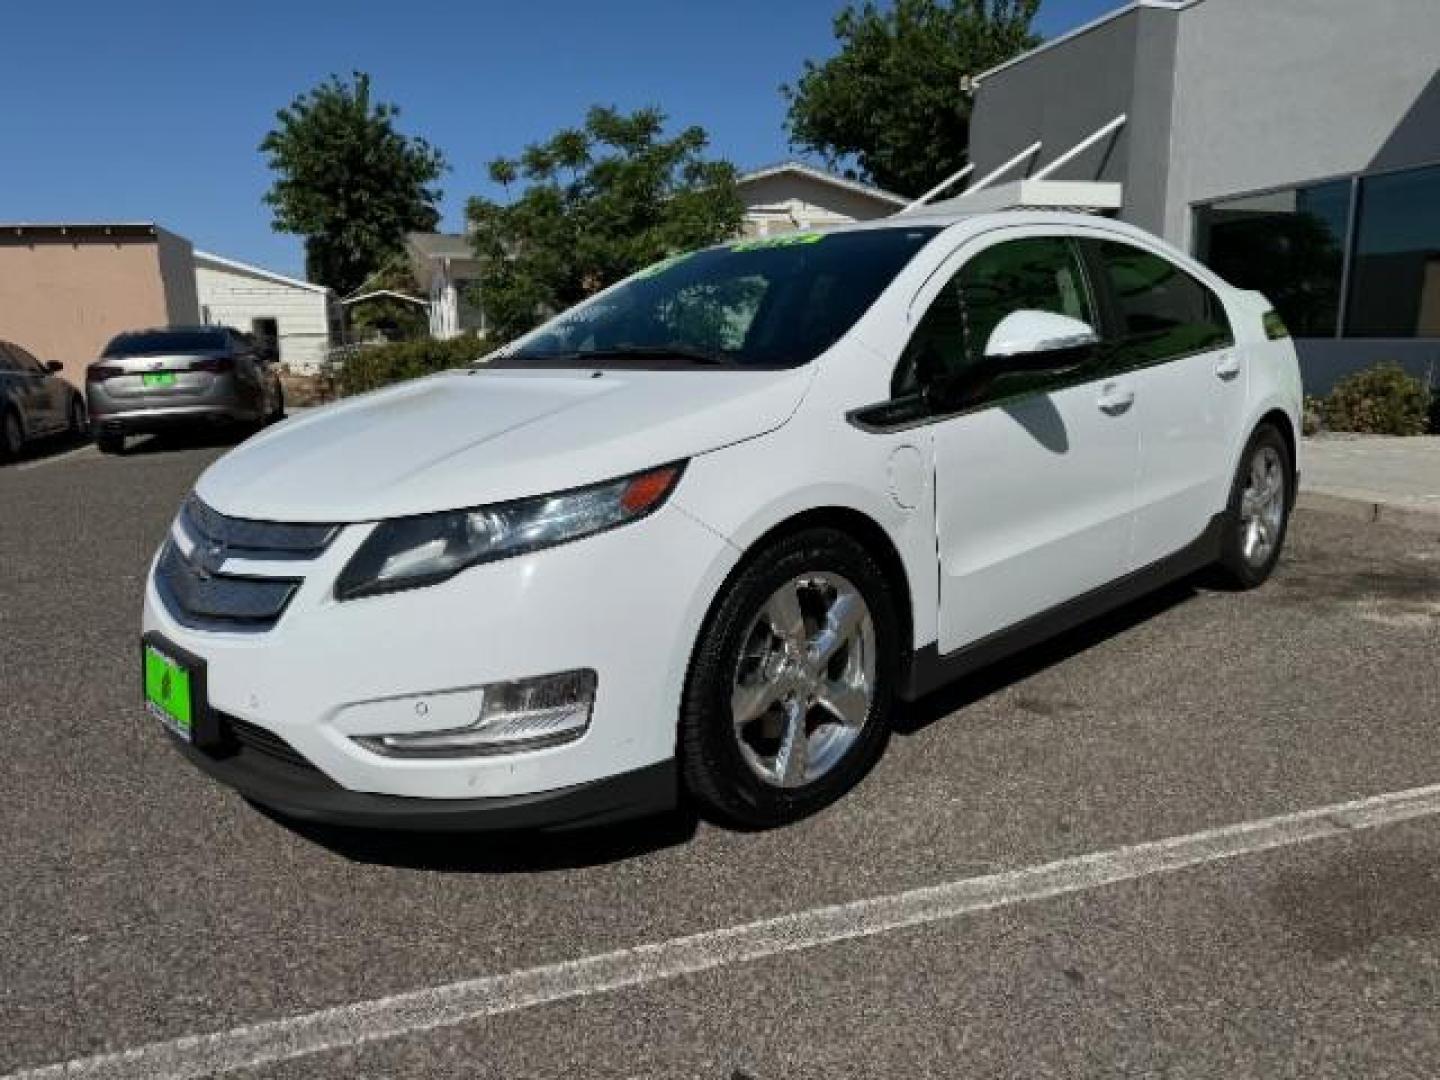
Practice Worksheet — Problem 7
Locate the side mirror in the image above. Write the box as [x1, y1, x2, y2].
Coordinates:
[44, 360, 63, 374]
[983, 310, 1099, 373]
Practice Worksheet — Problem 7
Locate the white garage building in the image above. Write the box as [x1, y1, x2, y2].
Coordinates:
[194, 250, 338, 373]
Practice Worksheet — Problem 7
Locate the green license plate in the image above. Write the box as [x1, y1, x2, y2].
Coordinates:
[142, 372, 177, 388]
[144, 644, 194, 740]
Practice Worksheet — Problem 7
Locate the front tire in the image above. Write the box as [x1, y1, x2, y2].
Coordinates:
[680, 528, 898, 829]
[67, 396, 87, 437]
[1216, 424, 1292, 589]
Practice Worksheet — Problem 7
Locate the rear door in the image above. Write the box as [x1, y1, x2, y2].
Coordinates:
[1083, 239, 1243, 569]
[916, 231, 1140, 653]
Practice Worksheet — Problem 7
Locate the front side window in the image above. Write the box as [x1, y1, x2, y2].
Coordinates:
[894, 235, 1095, 403]
[8, 343, 43, 373]
[501, 228, 940, 369]
[1094, 241, 1232, 367]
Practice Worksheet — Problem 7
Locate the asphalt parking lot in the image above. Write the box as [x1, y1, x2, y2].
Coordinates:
[3, 432, 1440, 1079]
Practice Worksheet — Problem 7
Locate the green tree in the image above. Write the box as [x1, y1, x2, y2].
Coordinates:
[261, 72, 447, 294]
[467, 106, 743, 343]
[784, 0, 1041, 196]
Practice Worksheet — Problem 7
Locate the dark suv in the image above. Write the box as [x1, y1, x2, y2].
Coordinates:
[86, 326, 285, 454]
[0, 338, 87, 460]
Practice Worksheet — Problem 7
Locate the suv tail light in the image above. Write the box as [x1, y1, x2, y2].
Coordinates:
[87, 365, 124, 382]
[193, 356, 234, 373]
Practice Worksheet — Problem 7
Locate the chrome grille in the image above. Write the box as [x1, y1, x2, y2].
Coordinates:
[156, 496, 339, 632]
[181, 493, 337, 557]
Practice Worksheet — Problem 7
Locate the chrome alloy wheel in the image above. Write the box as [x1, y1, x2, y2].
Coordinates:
[1239, 444, 1286, 567]
[731, 572, 877, 789]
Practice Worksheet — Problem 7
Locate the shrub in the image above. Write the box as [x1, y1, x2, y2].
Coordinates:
[1302, 395, 1324, 436]
[1430, 389, 1440, 436]
[333, 336, 489, 397]
[1320, 363, 1430, 436]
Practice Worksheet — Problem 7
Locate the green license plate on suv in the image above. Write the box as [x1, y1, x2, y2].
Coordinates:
[144, 644, 194, 740]
[142, 372, 177, 388]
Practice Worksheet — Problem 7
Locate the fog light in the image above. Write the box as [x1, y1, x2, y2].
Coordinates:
[356, 670, 596, 758]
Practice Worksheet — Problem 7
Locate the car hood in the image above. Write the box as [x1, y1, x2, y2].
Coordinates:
[195, 366, 812, 522]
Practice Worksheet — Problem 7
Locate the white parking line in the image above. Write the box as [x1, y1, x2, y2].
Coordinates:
[9, 783, 1440, 1080]
[11, 444, 97, 471]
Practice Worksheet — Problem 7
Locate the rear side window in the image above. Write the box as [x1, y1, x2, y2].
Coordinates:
[1093, 241, 1232, 366]
[103, 330, 228, 357]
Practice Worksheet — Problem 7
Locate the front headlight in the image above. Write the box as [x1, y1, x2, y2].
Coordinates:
[334, 463, 685, 600]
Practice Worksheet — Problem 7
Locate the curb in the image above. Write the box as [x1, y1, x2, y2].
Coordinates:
[1298, 490, 1440, 534]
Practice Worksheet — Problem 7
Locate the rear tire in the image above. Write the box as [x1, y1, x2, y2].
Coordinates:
[1215, 423, 1292, 589]
[96, 429, 126, 455]
[679, 528, 898, 829]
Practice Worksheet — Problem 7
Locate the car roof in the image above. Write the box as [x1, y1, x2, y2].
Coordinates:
[114, 325, 230, 336]
[814, 208, 1138, 236]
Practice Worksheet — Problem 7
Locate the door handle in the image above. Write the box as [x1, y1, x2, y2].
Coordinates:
[1215, 353, 1242, 381]
[1097, 383, 1135, 416]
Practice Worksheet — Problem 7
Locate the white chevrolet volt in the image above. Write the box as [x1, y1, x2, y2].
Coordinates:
[141, 210, 1302, 831]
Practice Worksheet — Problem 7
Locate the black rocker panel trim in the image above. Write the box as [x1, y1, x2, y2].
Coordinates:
[901, 511, 1229, 701]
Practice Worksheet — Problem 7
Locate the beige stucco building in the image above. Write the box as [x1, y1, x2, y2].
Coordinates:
[0, 223, 199, 387]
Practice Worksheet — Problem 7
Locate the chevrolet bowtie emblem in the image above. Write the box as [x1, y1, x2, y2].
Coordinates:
[194, 539, 227, 577]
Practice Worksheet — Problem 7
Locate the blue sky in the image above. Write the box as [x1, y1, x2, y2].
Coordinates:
[1, 0, 1117, 277]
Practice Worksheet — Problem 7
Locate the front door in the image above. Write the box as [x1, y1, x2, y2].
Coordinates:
[908, 233, 1141, 654]
[0, 344, 55, 434]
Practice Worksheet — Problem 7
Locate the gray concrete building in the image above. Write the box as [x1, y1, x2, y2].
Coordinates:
[967, 0, 1440, 392]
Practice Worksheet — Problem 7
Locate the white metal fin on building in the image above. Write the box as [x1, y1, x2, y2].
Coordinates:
[899, 114, 1128, 216]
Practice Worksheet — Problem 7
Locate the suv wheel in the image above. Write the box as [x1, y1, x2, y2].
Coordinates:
[680, 528, 898, 828]
[1216, 424, 1292, 589]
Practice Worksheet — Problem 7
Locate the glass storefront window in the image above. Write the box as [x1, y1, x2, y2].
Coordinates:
[1346, 165, 1440, 338]
[1195, 180, 1351, 337]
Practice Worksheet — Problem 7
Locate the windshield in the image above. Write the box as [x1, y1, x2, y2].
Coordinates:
[103, 329, 228, 357]
[499, 227, 941, 369]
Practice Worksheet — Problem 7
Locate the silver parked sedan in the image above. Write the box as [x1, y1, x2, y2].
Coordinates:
[86, 326, 285, 454]
[0, 338, 87, 459]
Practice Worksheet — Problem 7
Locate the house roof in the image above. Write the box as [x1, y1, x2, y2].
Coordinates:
[406, 232, 477, 261]
[194, 250, 331, 294]
[738, 161, 910, 207]
[976, 0, 1199, 84]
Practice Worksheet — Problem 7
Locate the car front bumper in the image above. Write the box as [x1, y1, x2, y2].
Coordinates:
[141, 501, 738, 829]
[167, 729, 677, 831]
